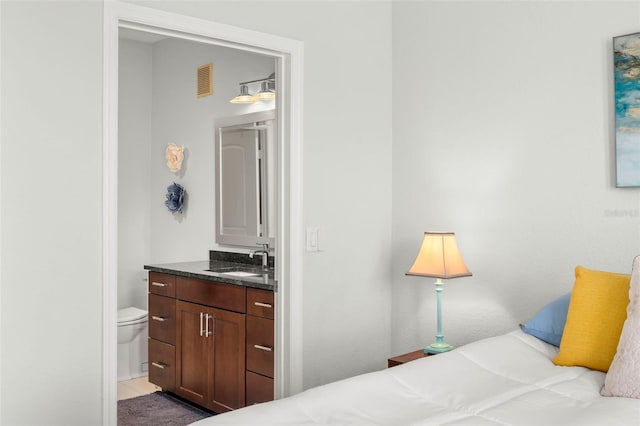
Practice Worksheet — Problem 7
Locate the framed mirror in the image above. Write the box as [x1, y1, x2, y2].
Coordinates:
[215, 110, 276, 247]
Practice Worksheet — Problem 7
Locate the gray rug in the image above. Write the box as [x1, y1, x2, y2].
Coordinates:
[118, 392, 213, 426]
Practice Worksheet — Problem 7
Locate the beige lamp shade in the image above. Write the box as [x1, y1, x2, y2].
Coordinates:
[406, 232, 472, 279]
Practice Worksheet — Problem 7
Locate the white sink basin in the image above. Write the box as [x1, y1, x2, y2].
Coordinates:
[220, 271, 260, 278]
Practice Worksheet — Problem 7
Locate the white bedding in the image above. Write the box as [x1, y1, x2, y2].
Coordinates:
[193, 330, 640, 425]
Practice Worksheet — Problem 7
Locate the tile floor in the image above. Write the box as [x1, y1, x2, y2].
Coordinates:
[117, 376, 160, 401]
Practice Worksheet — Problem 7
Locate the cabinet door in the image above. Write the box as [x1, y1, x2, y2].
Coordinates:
[175, 301, 210, 407]
[175, 301, 247, 412]
[209, 307, 246, 412]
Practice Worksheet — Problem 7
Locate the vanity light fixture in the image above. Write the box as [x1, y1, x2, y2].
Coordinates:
[230, 73, 276, 104]
[230, 85, 254, 104]
[406, 232, 472, 354]
[253, 81, 276, 101]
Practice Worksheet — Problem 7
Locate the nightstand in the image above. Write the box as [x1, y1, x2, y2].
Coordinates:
[387, 349, 434, 368]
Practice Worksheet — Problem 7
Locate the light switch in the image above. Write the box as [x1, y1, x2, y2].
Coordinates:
[306, 227, 319, 252]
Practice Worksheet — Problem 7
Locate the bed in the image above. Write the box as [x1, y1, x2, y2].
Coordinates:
[192, 261, 640, 425]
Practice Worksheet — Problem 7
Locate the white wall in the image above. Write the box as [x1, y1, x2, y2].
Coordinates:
[118, 39, 153, 311]
[1, 1, 103, 425]
[391, 1, 640, 355]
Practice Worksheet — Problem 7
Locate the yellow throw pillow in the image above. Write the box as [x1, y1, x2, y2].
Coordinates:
[553, 266, 630, 372]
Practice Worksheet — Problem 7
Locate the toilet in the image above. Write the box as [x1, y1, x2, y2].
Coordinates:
[117, 307, 149, 381]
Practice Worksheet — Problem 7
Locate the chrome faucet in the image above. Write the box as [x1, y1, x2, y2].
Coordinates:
[250, 243, 270, 270]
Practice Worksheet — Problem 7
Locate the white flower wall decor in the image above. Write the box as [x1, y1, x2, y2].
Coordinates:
[165, 143, 185, 172]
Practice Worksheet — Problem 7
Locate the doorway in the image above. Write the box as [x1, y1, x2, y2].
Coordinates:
[103, 3, 303, 424]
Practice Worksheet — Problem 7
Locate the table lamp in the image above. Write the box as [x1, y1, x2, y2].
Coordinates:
[406, 232, 472, 354]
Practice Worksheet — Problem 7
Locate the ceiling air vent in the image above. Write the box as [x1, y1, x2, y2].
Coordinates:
[197, 63, 213, 98]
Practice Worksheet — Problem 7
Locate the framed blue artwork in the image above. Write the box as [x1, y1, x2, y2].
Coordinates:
[614, 32, 640, 187]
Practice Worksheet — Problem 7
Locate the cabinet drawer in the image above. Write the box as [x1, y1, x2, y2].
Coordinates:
[148, 272, 176, 297]
[247, 288, 274, 319]
[176, 276, 246, 313]
[246, 371, 274, 405]
[246, 316, 274, 378]
[149, 294, 176, 344]
[148, 338, 175, 392]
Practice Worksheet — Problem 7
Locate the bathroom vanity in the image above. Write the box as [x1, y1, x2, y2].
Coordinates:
[144, 252, 275, 413]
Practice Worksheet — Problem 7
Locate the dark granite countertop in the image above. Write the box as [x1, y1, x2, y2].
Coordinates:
[144, 259, 276, 291]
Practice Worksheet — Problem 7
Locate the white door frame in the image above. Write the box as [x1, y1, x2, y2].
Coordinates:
[103, 2, 304, 424]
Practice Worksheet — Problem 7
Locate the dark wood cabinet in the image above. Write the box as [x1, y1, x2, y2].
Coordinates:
[148, 272, 177, 392]
[174, 300, 210, 407]
[149, 293, 176, 344]
[148, 272, 274, 412]
[175, 300, 246, 412]
[246, 371, 273, 406]
[246, 315, 274, 378]
[148, 338, 175, 391]
[176, 276, 245, 313]
[387, 349, 433, 368]
[148, 272, 176, 298]
[245, 288, 274, 404]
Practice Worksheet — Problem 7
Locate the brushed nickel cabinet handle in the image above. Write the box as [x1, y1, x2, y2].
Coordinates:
[254, 344, 272, 352]
[151, 282, 167, 287]
[205, 313, 212, 337]
[151, 362, 166, 369]
[152, 316, 167, 322]
[254, 302, 272, 308]
[199, 312, 204, 337]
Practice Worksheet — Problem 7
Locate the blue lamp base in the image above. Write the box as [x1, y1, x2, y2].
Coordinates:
[424, 278, 454, 355]
[424, 342, 454, 354]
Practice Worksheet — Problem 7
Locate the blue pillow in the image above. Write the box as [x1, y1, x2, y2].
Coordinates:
[521, 292, 571, 347]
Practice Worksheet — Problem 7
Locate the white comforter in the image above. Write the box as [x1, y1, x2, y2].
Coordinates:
[193, 330, 640, 425]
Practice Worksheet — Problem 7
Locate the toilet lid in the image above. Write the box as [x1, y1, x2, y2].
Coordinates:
[118, 307, 148, 323]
